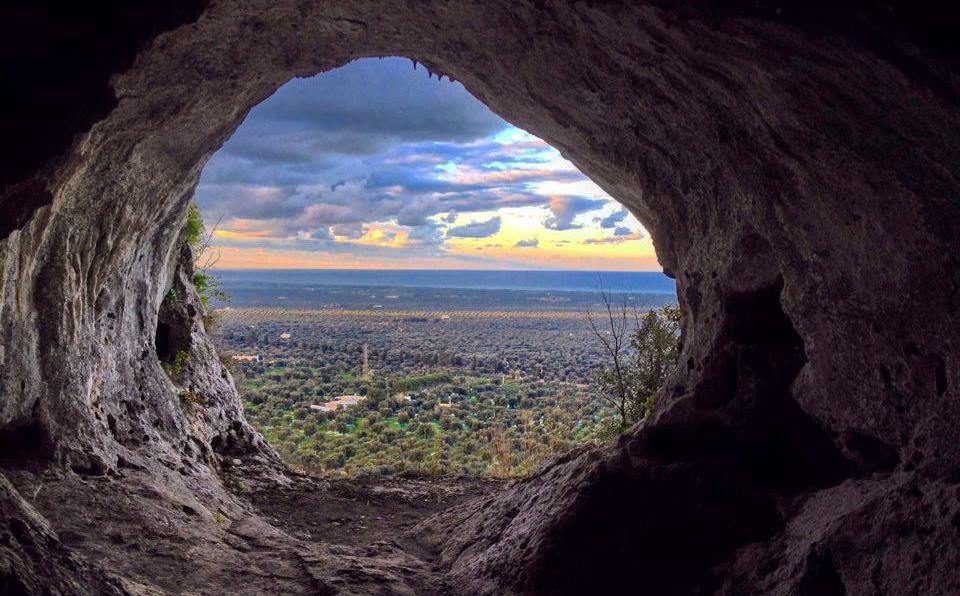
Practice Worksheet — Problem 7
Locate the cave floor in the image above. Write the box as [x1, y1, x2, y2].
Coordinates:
[248, 472, 502, 549]
[6, 464, 501, 595]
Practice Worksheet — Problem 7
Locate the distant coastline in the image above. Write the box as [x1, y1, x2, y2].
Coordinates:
[211, 269, 676, 311]
[213, 268, 674, 295]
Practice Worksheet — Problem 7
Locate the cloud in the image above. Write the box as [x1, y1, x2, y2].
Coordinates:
[301, 227, 332, 240]
[598, 207, 629, 229]
[214, 59, 507, 169]
[395, 196, 441, 226]
[543, 196, 608, 230]
[195, 185, 303, 221]
[406, 220, 444, 246]
[252, 59, 505, 142]
[194, 57, 640, 269]
[446, 216, 502, 238]
[583, 229, 647, 244]
[332, 223, 365, 239]
[614, 226, 632, 236]
[196, 134, 567, 239]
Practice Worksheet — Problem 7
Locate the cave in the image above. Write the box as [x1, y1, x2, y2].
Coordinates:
[1, 2, 958, 595]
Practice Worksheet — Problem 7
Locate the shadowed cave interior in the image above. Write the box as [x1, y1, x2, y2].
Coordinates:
[1, 2, 959, 595]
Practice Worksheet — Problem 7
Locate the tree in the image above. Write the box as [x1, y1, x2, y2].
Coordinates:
[589, 290, 681, 438]
[185, 202, 228, 310]
[629, 304, 681, 421]
[587, 287, 635, 429]
[487, 424, 514, 478]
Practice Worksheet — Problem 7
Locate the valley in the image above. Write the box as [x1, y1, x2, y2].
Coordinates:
[210, 301, 628, 477]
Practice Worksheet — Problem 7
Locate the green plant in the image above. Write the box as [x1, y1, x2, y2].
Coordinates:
[223, 475, 247, 495]
[193, 270, 228, 309]
[164, 288, 179, 304]
[429, 427, 445, 477]
[212, 511, 227, 524]
[163, 349, 190, 380]
[487, 424, 514, 478]
[628, 304, 681, 419]
[589, 298, 681, 438]
[220, 305, 676, 478]
[184, 202, 229, 308]
[186, 203, 205, 249]
[178, 389, 204, 414]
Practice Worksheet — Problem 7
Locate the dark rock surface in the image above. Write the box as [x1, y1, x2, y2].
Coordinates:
[0, 474, 129, 595]
[1, 1, 958, 594]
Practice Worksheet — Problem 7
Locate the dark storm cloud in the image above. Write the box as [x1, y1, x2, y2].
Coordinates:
[195, 184, 305, 222]
[253, 59, 505, 141]
[195, 57, 511, 229]
[213, 59, 508, 170]
[361, 166, 582, 200]
[446, 216, 502, 238]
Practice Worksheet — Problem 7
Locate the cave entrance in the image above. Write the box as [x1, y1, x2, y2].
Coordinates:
[189, 57, 678, 477]
[5, 4, 955, 593]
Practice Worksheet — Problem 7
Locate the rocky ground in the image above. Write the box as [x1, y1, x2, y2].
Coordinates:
[248, 472, 502, 550]
[3, 461, 501, 595]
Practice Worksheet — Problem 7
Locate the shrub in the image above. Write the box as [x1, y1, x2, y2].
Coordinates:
[184, 202, 229, 308]
[186, 203, 205, 249]
[589, 300, 681, 438]
[222, 475, 246, 495]
[178, 389, 204, 414]
[193, 270, 228, 309]
[163, 349, 190, 380]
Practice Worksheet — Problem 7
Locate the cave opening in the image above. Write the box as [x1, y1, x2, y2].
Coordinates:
[184, 56, 679, 479]
[2, 2, 957, 593]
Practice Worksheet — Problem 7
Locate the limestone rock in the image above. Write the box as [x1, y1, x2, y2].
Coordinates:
[0, 1, 958, 593]
[0, 474, 130, 595]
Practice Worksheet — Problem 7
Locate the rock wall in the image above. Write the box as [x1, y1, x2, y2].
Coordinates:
[1, 1, 958, 593]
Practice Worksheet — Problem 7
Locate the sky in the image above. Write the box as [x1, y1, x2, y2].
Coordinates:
[194, 57, 659, 271]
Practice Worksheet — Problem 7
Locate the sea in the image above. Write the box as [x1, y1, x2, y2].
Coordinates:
[211, 269, 676, 310]
[214, 269, 674, 294]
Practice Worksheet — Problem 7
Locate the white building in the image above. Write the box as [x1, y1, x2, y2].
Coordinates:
[309, 394, 366, 413]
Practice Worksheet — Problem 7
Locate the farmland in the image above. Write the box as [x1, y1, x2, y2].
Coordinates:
[211, 305, 620, 476]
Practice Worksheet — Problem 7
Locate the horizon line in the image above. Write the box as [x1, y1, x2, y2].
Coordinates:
[211, 266, 666, 274]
